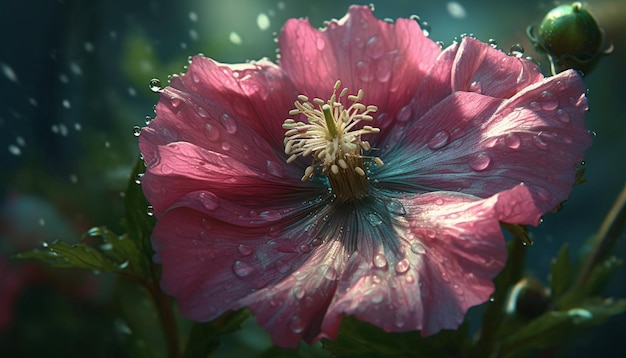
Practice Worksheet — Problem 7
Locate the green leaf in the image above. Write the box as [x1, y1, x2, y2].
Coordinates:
[123, 157, 156, 260]
[15, 240, 116, 271]
[498, 298, 626, 357]
[582, 256, 623, 296]
[322, 316, 469, 357]
[550, 244, 572, 299]
[182, 309, 252, 358]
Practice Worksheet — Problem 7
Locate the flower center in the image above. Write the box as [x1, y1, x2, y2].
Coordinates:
[283, 80, 383, 202]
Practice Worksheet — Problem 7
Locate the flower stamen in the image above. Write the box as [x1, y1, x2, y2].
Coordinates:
[283, 81, 382, 201]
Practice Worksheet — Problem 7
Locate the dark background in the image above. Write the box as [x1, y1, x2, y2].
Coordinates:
[1, 0, 624, 356]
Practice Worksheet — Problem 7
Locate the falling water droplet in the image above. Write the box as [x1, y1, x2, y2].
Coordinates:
[427, 130, 451, 150]
[469, 152, 491, 171]
[149, 78, 162, 92]
[233, 261, 255, 278]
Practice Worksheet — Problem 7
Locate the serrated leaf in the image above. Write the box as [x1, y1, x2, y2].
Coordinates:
[498, 298, 626, 357]
[16, 240, 117, 271]
[322, 316, 469, 358]
[550, 244, 572, 299]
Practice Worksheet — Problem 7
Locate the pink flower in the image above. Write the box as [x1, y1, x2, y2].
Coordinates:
[139, 6, 591, 348]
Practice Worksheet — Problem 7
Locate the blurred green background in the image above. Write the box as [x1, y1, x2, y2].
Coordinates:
[1, 0, 624, 356]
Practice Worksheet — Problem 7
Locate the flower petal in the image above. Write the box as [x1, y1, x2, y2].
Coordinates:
[279, 5, 440, 131]
[141, 57, 297, 158]
[377, 70, 590, 223]
[322, 186, 538, 337]
[452, 37, 545, 98]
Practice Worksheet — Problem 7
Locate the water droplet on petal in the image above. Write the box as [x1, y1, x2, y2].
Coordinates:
[469, 152, 491, 171]
[556, 109, 570, 123]
[146, 205, 154, 216]
[367, 212, 383, 226]
[265, 160, 284, 177]
[405, 275, 415, 284]
[198, 192, 219, 210]
[373, 253, 388, 269]
[233, 260, 255, 278]
[259, 210, 282, 222]
[133, 126, 141, 137]
[299, 244, 311, 253]
[540, 91, 558, 110]
[504, 133, 521, 149]
[395, 258, 410, 274]
[397, 105, 412, 122]
[386, 200, 406, 215]
[149, 78, 161, 92]
[427, 130, 450, 150]
[355, 60, 374, 82]
[370, 290, 384, 303]
[221, 142, 231, 151]
[275, 259, 290, 273]
[322, 265, 337, 280]
[365, 36, 385, 59]
[292, 286, 306, 299]
[410, 241, 426, 254]
[469, 81, 482, 93]
[238, 244, 253, 256]
[532, 135, 548, 149]
[204, 124, 220, 141]
[289, 316, 305, 333]
[221, 113, 237, 134]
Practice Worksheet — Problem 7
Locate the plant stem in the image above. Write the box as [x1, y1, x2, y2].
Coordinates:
[148, 280, 180, 358]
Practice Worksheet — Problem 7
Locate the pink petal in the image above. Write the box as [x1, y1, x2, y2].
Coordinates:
[279, 5, 441, 131]
[140, 57, 296, 163]
[377, 70, 590, 223]
[452, 37, 545, 98]
[152, 202, 320, 318]
[322, 186, 538, 337]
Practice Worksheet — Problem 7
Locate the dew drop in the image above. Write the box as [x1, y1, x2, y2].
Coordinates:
[221, 142, 231, 151]
[468, 81, 482, 93]
[373, 253, 388, 269]
[197, 107, 209, 117]
[259, 210, 282, 222]
[556, 109, 570, 123]
[469, 152, 491, 171]
[146, 205, 154, 216]
[204, 123, 220, 141]
[365, 36, 385, 59]
[299, 244, 311, 253]
[198, 192, 219, 210]
[256, 13, 270, 30]
[386, 200, 406, 215]
[8, 144, 21, 156]
[289, 316, 305, 333]
[539, 91, 558, 111]
[441, 271, 450, 282]
[237, 244, 253, 256]
[504, 133, 521, 149]
[355, 60, 374, 82]
[532, 135, 548, 150]
[221, 113, 237, 134]
[275, 259, 290, 273]
[233, 261, 255, 278]
[509, 43, 524, 57]
[410, 242, 426, 254]
[405, 275, 415, 284]
[367, 212, 383, 226]
[118, 260, 130, 269]
[395, 258, 410, 274]
[228, 32, 242, 45]
[133, 126, 141, 137]
[397, 105, 412, 122]
[371, 291, 384, 304]
[427, 130, 450, 150]
[323, 265, 337, 280]
[149, 78, 162, 92]
[267, 226, 282, 237]
[292, 286, 306, 299]
[316, 37, 325, 50]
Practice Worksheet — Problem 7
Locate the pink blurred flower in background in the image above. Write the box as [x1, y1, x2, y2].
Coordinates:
[139, 6, 591, 347]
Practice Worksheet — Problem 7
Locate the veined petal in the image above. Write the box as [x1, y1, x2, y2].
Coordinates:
[322, 186, 538, 337]
[279, 5, 441, 131]
[141, 57, 297, 157]
[377, 70, 590, 223]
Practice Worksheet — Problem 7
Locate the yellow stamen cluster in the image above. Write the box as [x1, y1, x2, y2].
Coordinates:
[282, 80, 383, 201]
